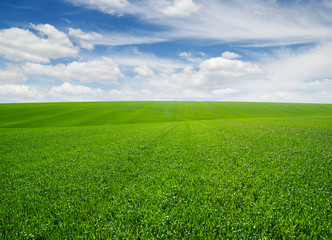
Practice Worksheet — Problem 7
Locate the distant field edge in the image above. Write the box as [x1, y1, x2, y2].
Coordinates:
[0, 101, 331, 128]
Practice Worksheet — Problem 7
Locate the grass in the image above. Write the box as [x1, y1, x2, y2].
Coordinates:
[1, 101, 331, 127]
[0, 101, 331, 239]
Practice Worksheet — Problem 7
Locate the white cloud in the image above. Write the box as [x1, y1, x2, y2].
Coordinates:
[64, 0, 332, 47]
[178, 51, 206, 63]
[210, 43, 332, 103]
[68, 0, 129, 14]
[0, 64, 27, 83]
[311, 90, 332, 101]
[49, 82, 152, 101]
[260, 91, 290, 102]
[24, 57, 123, 84]
[305, 79, 332, 89]
[262, 42, 332, 92]
[65, 59, 121, 84]
[112, 48, 185, 71]
[0, 24, 78, 63]
[67, 0, 202, 19]
[211, 88, 241, 95]
[119, 53, 261, 100]
[162, 0, 201, 17]
[49, 82, 104, 101]
[106, 87, 152, 101]
[68, 28, 102, 50]
[199, 56, 264, 81]
[67, 28, 167, 48]
[0, 84, 44, 102]
[303, 79, 332, 102]
[120, 49, 264, 94]
[140, 56, 265, 92]
[134, 65, 155, 79]
[95, 33, 166, 46]
[221, 51, 242, 59]
[179, 52, 192, 57]
[156, 0, 332, 46]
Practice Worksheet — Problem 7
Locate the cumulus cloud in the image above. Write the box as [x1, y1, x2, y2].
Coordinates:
[260, 91, 290, 102]
[24, 57, 123, 84]
[0, 24, 78, 63]
[199, 56, 264, 82]
[49, 82, 152, 101]
[162, 0, 201, 17]
[221, 51, 242, 59]
[140, 56, 265, 92]
[0, 84, 44, 102]
[0, 64, 27, 83]
[134, 53, 262, 90]
[211, 88, 241, 95]
[119, 49, 264, 94]
[303, 79, 332, 102]
[134, 65, 155, 79]
[49, 82, 104, 101]
[119, 45, 331, 102]
[178, 51, 206, 63]
[305, 79, 332, 89]
[68, 28, 102, 50]
[212, 43, 332, 103]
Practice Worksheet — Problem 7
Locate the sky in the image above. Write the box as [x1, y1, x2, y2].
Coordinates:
[0, 0, 331, 103]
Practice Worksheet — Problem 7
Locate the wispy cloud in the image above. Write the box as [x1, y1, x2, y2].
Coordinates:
[95, 33, 167, 46]
[262, 42, 332, 92]
[68, 28, 167, 48]
[162, 0, 332, 45]
[68, 0, 130, 14]
[66, 0, 332, 46]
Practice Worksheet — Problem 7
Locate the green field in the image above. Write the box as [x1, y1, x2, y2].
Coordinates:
[1, 102, 331, 239]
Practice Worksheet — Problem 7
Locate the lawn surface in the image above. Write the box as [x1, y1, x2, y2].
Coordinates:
[0, 102, 331, 239]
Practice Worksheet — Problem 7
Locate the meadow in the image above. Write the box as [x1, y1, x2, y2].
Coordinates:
[0, 101, 331, 239]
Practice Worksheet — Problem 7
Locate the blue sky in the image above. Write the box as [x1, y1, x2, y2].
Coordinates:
[0, 0, 331, 103]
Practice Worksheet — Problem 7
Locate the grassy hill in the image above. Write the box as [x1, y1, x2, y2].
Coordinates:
[0, 101, 331, 127]
[0, 101, 331, 239]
